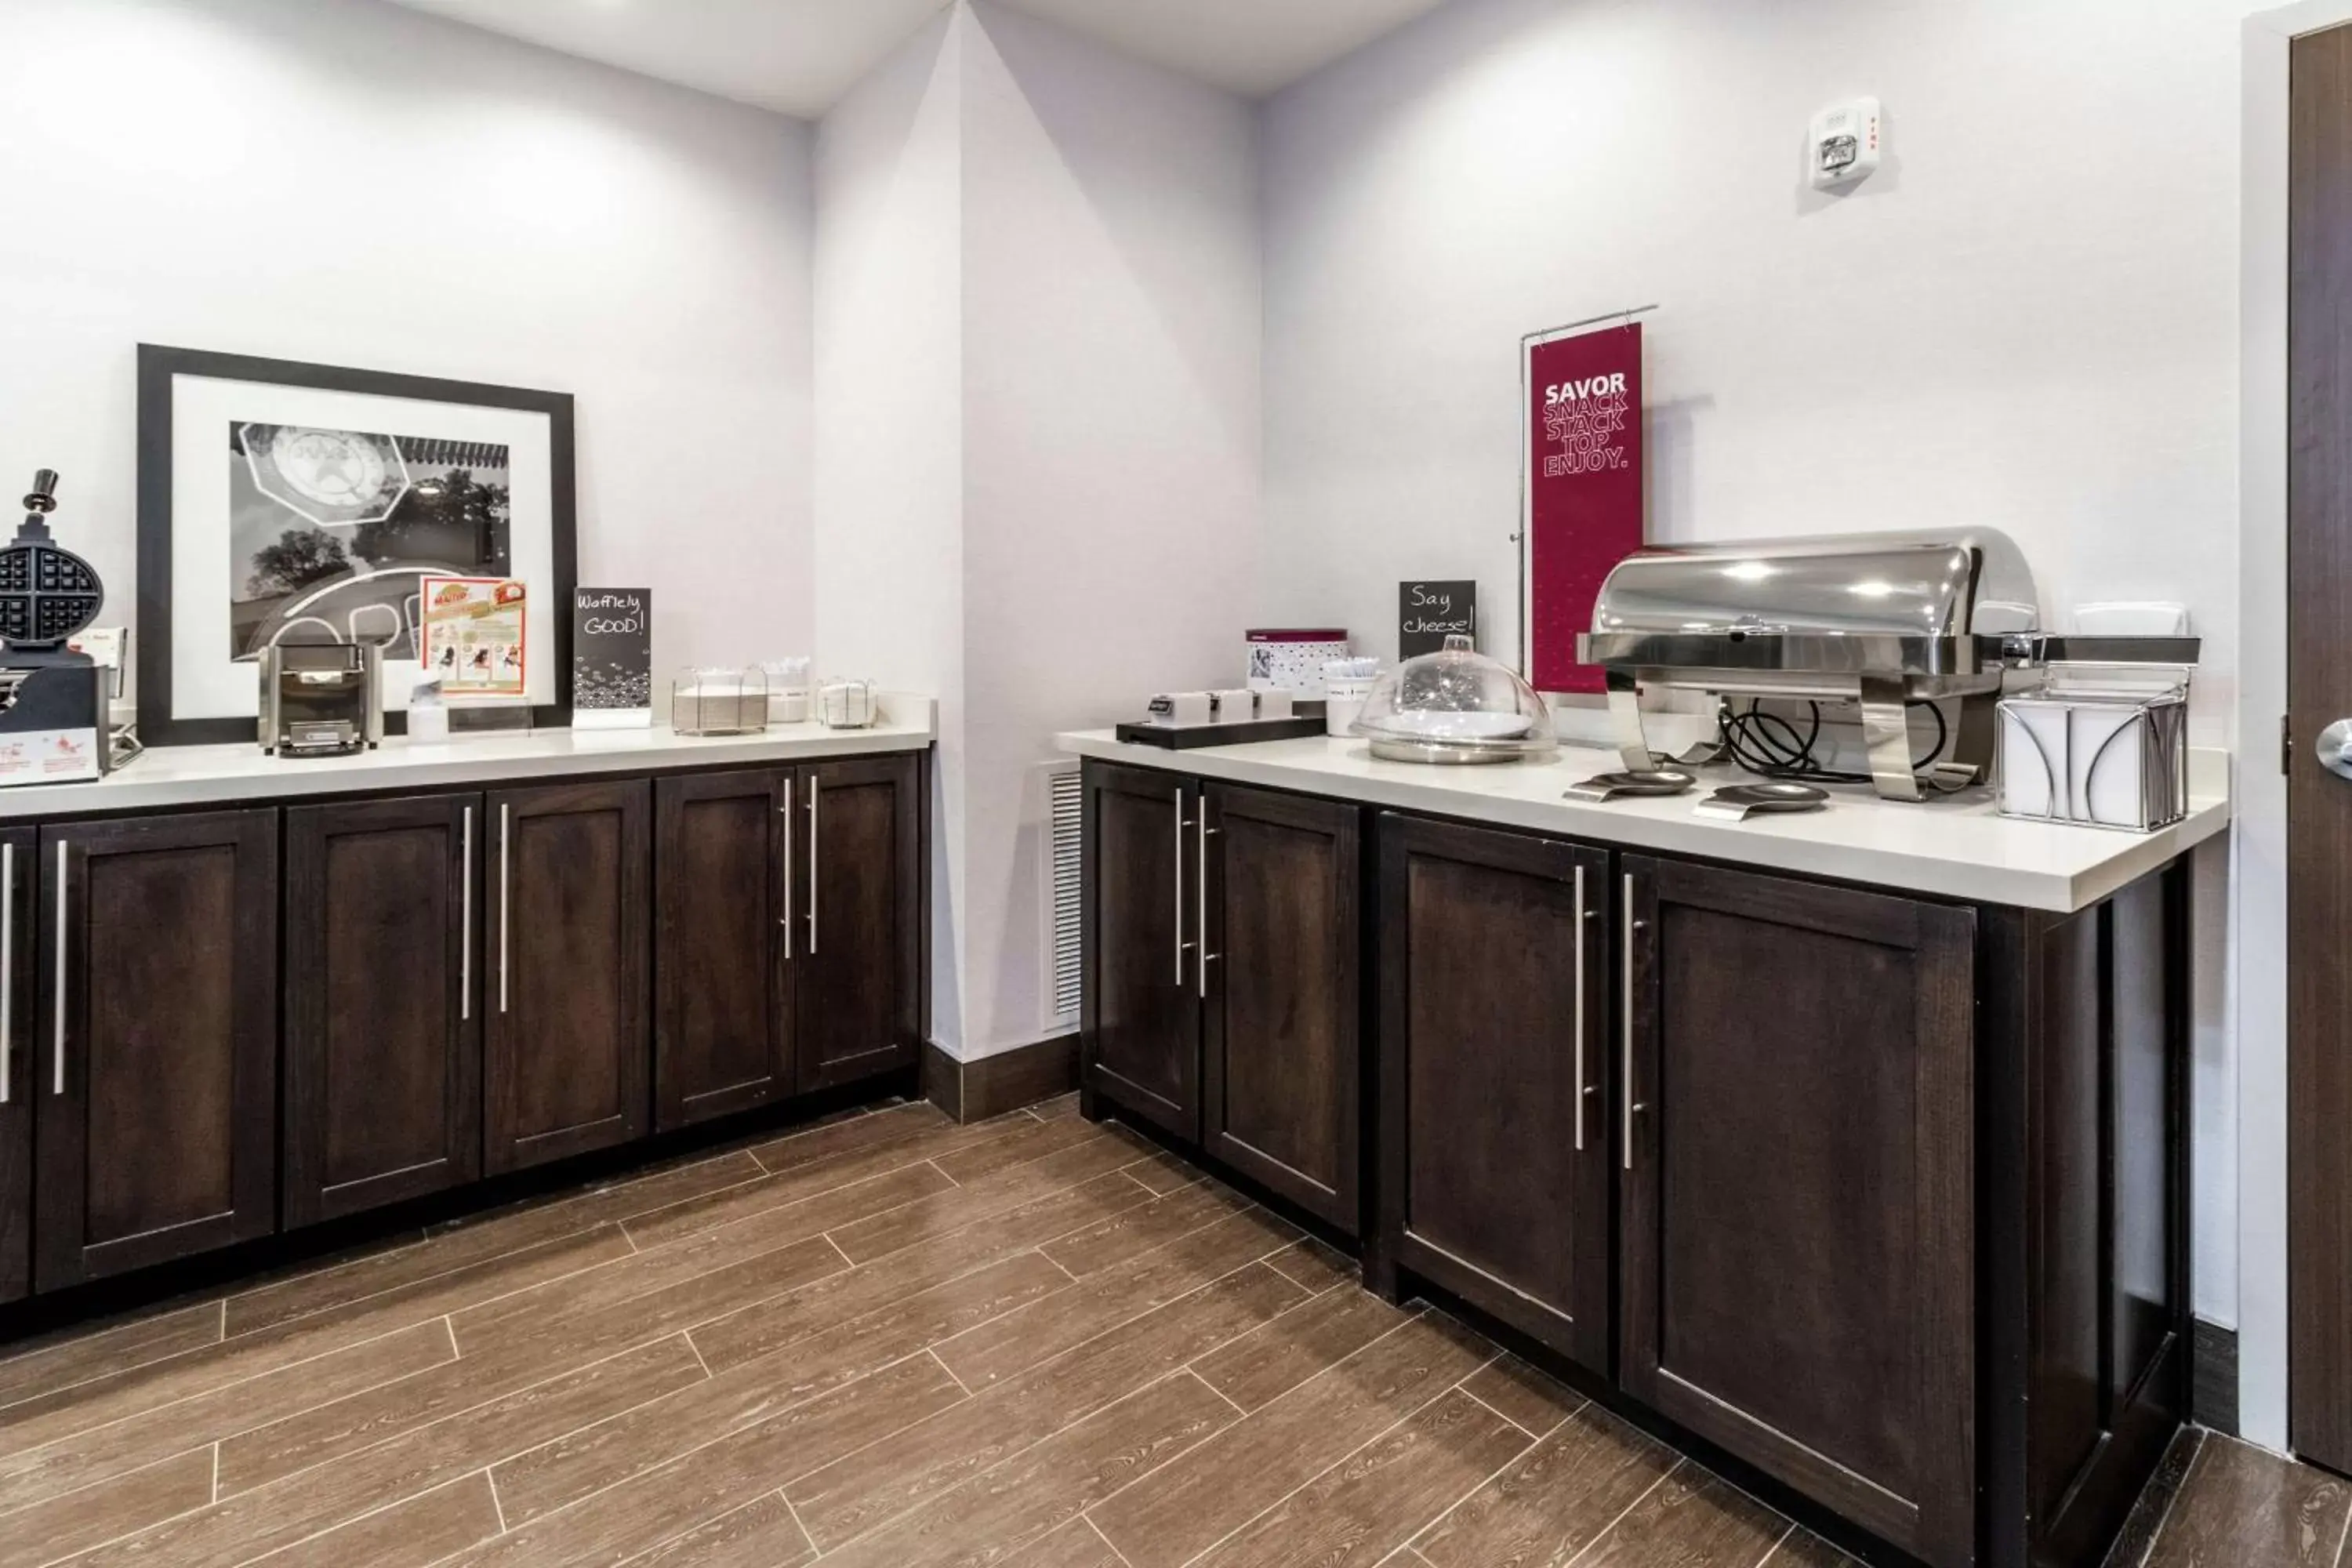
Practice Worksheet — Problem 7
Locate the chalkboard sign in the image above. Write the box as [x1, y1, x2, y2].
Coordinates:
[1399, 580, 1476, 659]
[572, 587, 652, 729]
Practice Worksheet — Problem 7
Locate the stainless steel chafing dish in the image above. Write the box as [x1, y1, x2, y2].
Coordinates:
[1574, 528, 2198, 801]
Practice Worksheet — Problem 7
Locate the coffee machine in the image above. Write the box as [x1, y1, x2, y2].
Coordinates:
[0, 471, 109, 785]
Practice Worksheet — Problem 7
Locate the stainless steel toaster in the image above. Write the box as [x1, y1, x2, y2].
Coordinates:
[259, 642, 383, 757]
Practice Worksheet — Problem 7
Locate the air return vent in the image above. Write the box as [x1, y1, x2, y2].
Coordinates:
[1044, 764, 1083, 1029]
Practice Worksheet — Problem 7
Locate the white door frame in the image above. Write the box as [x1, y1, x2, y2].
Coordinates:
[2241, 0, 2352, 1455]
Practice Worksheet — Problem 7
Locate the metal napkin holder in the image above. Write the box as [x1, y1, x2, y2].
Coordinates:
[1995, 664, 2190, 833]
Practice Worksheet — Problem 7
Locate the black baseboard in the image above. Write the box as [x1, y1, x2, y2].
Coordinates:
[924, 1034, 1080, 1124]
[2193, 1316, 2238, 1436]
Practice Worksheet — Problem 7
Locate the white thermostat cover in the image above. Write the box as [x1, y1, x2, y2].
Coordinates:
[1809, 97, 1882, 190]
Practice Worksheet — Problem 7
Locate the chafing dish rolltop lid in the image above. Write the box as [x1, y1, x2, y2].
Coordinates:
[1574, 528, 2198, 802]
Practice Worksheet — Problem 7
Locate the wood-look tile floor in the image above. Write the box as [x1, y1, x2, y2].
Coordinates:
[5, 1090, 2285, 1568]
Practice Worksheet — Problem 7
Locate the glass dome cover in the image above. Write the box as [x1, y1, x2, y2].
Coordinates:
[1350, 634, 1558, 763]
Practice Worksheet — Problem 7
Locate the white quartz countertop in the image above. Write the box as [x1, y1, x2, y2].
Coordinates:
[1057, 728, 2230, 914]
[0, 698, 935, 821]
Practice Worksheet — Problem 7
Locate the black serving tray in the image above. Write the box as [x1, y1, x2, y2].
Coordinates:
[1116, 710, 1329, 750]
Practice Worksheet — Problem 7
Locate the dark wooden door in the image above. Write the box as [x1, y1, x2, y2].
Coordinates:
[1203, 784, 1359, 1233]
[1620, 855, 1975, 1568]
[1375, 814, 1610, 1374]
[795, 753, 919, 1092]
[1082, 761, 1200, 1141]
[485, 779, 650, 1174]
[34, 809, 279, 1289]
[0, 829, 31, 1304]
[2290, 19, 2352, 1474]
[655, 768, 793, 1127]
[284, 794, 481, 1227]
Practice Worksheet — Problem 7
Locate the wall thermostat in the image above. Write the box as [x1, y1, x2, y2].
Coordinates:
[1809, 97, 1882, 190]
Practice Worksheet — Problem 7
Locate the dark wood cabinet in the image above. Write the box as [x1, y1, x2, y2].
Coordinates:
[655, 768, 794, 1127]
[1619, 854, 1976, 1568]
[1203, 783, 1360, 1233]
[1375, 814, 1610, 1373]
[1083, 762, 1203, 1142]
[0, 829, 31, 1305]
[34, 809, 279, 1290]
[485, 779, 651, 1174]
[793, 753, 920, 1093]
[284, 794, 481, 1226]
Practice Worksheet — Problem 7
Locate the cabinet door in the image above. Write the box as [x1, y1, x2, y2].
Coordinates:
[485, 779, 651, 1174]
[656, 768, 793, 1127]
[0, 829, 31, 1304]
[284, 794, 481, 1227]
[35, 809, 279, 1290]
[1082, 761, 1200, 1141]
[1621, 855, 1975, 1568]
[795, 753, 919, 1092]
[1203, 784, 1359, 1233]
[1376, 814, 1610, 1373]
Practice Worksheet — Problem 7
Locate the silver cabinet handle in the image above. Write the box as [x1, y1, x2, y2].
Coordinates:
[53, 840, 67, 1096]
[460, 807, 473, 1022]
[808, 779, 821, 955]
[1622, 873, 1642, 1171]
[1172, 790, 1185, 983]
[1571, 862, 1585, 1152]
[780, 777, 793, 960]
[1197, 816, 1218, 998]
[0, 841, 13, 1105]
[499, 804, 511, 1014]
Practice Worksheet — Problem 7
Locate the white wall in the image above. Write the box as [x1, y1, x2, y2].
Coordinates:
[1261, 0, 2249, 1328]
[815, 9, 971, 1048]
[0, 0, 815, 691]
[958, 1, 1260, 1054]
[816, 2, 1260, 1061]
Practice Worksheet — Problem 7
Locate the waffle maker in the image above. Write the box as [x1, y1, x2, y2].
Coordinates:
[0, 471, 111, 784]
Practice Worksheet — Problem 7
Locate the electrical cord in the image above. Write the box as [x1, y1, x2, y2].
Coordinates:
[1715, 697, 1947, 785]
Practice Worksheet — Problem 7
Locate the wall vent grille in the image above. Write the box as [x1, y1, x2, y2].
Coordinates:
[1046, 765, 1083, 1027]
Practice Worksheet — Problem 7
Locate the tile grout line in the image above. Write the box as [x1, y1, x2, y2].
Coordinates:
[210, 1441, 221, 1504]
[684, 1330, 714, 1380]
[1405, 1393, 1590, 1551]
[927, 1156, 964, 1189]
[2331, 1478, 2352, 1568]
[1450, 1384, 1539, 1442]
[486, 1466, 510, 1534]
[1560, 1457, 1683, 1568]
[1751, 1521, 1798, 1567]
[3, 1315, 477, 1490]
[1085, 1512, 1142, 1568]
[1163, 1361, 1479, 1568]
[778, 1487, 818, 1559]
[928, 1347, 974, 1397]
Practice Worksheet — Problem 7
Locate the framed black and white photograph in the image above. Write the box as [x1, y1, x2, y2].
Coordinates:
[136, 345, 575, 746]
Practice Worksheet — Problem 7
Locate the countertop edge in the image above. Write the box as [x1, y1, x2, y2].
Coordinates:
[0, 696, 936, 821]
[1055, 729, 2230, 915]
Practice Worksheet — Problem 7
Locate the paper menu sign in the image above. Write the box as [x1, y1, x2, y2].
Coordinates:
[419, 576, 527, 699]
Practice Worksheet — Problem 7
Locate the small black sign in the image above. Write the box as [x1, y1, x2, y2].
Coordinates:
[572, 587, 652, 715]
[1399, 580, 1476, 659]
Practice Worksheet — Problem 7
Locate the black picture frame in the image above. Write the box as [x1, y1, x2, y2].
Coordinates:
[136, 343, 578, 747]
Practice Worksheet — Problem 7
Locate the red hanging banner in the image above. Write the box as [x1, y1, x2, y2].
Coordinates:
[1526, 322, 1644, 693]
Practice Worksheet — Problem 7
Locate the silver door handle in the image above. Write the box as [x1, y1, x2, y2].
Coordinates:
[0, 840, 13, 1105]
[1571, 862, 1584, 1152]
[1172, 791, 1186, 983]
[53, 840, 67, 1096]
[460, 807, 473, 1021]
[1622, 873, 1643, 1171]
[2320, 719, 2352, 779]
[499, 804, 510, 1014]
[808, 780, 821, 955]
[780, 778, 793, 960]
[1197, 817, 1218, 998]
